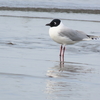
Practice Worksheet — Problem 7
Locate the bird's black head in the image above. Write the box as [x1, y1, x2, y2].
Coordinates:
[46, 19, 61, 27]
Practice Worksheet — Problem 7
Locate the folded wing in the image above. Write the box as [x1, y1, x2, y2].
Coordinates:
[59, 28, 100, 41]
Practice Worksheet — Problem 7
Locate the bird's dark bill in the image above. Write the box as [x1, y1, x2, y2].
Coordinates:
[46, 23, 50, 26]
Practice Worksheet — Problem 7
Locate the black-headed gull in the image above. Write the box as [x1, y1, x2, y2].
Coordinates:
[46, 19, 100, 62]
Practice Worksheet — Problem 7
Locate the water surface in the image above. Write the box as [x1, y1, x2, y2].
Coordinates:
[0, 2, 100, 100]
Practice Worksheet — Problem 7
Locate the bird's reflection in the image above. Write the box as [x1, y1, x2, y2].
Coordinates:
[47, 61, 92, 78]
[46, 62, 93, 99]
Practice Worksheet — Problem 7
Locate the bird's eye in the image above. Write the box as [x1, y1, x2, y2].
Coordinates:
[54, 22, 57, 25]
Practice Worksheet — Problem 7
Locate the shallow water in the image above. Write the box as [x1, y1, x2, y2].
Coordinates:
[0, 0, 100, 10]
[0, 8, 100, 100]
[0, 0, 100, 14]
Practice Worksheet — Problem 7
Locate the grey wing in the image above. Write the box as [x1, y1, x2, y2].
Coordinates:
[59, 28, 88, 41]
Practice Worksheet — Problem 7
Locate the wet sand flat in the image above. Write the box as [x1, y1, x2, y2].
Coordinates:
[0, 10, 100, 100]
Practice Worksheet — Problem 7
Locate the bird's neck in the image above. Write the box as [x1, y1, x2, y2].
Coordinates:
[58, 22, 65, 28]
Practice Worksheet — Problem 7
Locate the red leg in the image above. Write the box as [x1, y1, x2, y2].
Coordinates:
[59, 45, 63, 62]
[59, 45, 62, 56]
[62, 46, 65, 63]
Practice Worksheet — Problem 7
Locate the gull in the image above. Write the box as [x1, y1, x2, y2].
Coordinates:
[46, 19, 100, 62]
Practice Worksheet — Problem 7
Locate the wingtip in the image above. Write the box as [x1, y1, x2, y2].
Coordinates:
[86, 35, 100, 40]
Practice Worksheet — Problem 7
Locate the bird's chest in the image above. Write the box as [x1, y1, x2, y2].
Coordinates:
[49, 27, 61, 42]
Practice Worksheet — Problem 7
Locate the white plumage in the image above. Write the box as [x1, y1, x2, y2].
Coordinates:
[49, 21, 78, 45]
[46, 19, 100, 62]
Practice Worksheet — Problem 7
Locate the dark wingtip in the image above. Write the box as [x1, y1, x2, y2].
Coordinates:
[87, 35, 100, 40]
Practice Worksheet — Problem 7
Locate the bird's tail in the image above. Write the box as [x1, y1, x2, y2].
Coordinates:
[87, 35, 100, 40]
